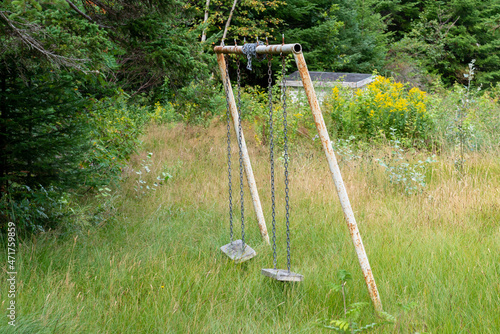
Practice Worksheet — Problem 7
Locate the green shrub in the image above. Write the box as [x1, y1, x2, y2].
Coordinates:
[376, 129, 437, 195]
[1, 90, 153, 236]
[132, 152, 172, 199]
[428, 83, 500, 153]
[152, 101, 179, 124]
[240, 84, 304, 151]
[173, 80, 226, 126]
[0, 184, 70, 235]
[324, 76, 433, 145]
[81, 91, 151, 188]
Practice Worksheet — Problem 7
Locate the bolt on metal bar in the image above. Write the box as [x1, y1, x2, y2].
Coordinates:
[216, 53, 270, 245]
[214, 43, 302, 55]
[292, 51, 383, 314]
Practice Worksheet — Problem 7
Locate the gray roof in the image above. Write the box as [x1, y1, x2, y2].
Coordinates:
[286, 71, 372, 82]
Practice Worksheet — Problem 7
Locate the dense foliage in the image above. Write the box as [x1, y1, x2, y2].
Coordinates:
[381, 0, 500, 87]
[325, 76, 432, 143]
[1, 0, 499, 235]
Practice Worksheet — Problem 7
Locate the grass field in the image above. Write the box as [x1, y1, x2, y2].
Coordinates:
[2, 121, 499, 333]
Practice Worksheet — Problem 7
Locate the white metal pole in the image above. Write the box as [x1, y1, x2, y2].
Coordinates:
[293, 51, 383, 314]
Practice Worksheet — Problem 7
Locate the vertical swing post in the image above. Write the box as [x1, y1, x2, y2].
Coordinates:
[216, 53, 270, 245]
[292, 51, 383, 313]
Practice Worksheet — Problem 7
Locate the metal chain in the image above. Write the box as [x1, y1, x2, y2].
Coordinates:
[281, 52, 291, 272]
[223, 55, 234, 243]
[267, 53, 277, 269]
[236, 57, 245, 250]
[241, 40, 265, 71]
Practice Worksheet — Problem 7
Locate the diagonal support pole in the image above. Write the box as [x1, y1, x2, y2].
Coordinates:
[216, 53, 270, 245]
[293, 51, 383, 313]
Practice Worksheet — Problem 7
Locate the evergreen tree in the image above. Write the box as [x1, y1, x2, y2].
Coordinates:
[0, 0, 107, 192]
[0, 69, 91, 190]
[371, 0, 422, 38]
[383, 0, 500, 86]
[75, 0, 211, 95]
[330, 0, 388, 72]
[0, 0, 113, 233]
[273, 0, 343, 70]
[270, 0, 387, 73]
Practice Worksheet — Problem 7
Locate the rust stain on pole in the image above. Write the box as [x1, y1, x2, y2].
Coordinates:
[293, 51, 383, 314]
[216, 53, 270, 244]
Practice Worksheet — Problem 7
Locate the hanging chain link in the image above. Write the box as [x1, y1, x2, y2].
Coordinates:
[267, 54, 278, 269]
[223, 55, 234, 243]
[281, 52, 291, 272]
[236, 57, 245, 250]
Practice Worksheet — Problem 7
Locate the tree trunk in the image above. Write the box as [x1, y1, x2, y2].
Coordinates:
[221, 0, 238, 45]
[201, 0, 211, 42]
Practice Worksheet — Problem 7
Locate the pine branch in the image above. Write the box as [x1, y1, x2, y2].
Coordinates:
[65, 0, 111, 29]
[0, 11, 88, 69]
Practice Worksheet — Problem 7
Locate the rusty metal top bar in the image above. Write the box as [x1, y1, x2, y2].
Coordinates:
[214, 43, 302, 55]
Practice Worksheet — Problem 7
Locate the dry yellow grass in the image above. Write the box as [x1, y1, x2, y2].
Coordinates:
[4, 120, 499, 333]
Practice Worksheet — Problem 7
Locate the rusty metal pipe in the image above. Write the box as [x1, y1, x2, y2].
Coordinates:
[214, 44, 302, 55]
[293, 52, 383, 313]
[216, 53, 270, 245]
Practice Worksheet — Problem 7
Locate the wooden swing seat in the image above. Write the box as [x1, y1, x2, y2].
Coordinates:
[261, 268, 304, 282]
[220, 239, 256, 263]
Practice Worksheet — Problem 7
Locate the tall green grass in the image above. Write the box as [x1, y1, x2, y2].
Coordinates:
[1, 123, 499, 333]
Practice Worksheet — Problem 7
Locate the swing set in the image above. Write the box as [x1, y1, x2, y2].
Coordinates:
[215, 38, 383, 312]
